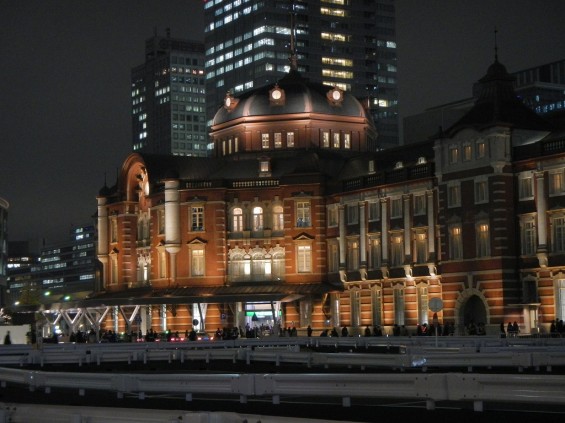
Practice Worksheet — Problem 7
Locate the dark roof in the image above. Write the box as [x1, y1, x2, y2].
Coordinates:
[446, 59, 553, 135]
[78, 283, 339, 307]
[212, 70, 373, 126]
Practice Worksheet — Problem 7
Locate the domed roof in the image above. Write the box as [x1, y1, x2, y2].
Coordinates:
[212, 70, 373, 127]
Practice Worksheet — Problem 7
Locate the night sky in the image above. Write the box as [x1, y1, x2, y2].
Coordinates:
[1, 1, 564, 246]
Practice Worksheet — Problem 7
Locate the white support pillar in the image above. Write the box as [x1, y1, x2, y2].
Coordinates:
[359, 201, 367, 269]
[403, 194, 411, 259]
[164, 179, 181, 283]
[338, 205, 346, 267]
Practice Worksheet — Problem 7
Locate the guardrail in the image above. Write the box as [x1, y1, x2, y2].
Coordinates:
[1, 336, 565, 372]
[0, 367, 564, 412]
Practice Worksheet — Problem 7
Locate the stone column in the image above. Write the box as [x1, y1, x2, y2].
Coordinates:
[164, 179, 181, 283]
[535, 171, 548, 267]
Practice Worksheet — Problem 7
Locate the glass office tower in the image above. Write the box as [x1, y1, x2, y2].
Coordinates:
[204, 0, 399, 149]
[131, 31, 208, 156]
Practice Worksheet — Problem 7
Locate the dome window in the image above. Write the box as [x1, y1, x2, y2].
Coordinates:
[269, 84, 285, 106]
[327, 87, 344, 106]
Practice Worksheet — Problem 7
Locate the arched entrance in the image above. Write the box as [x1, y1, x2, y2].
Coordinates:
[454, 288, 490, 335]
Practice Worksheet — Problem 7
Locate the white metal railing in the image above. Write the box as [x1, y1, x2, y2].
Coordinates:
[0, 367, 564, 412]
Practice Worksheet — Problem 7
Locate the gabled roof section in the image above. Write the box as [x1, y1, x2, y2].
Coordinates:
[445, 59, 553, 136]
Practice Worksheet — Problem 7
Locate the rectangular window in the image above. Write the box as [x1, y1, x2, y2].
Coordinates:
[476, 141, 486, 158]
[449, 146, 459, 164]
[368, 201, 379, 221]
[333, 132, 340, 148]
[191, 206, 204, 231]
[448, 184, 461, 207]
[328, 242, 339, 273]
[369, 238, 381, 269]
[111, 218, 118, 243]
[553, 217, 565, 252]
[159, 251, 166, 278]
[344, 133, 351, 149]
[327, 205, 338, 227]
[449, 226, 463, 259]
[347, 240, 359, 271]
[286, 132, 295, 147]
[475, 180, 488, 204]
[415, 232, 427, 264]
[261, 133, 269, 149]
[391, 234, 403, 266]
[296, 201, 311, 227]
[521, 219, 536, 255]
[550, 171, 564, 195]
[347, 204, 358, 224]
[391, 197, 402, 218]
[519, 176, 533, 200]
[477, 223, 490, 257]
[274, 132, 282, 148]
[463, 144, 472, 161]
[413, 194, 426, 216]
[297, 245, 312, 273]
[322, 131, 330, 148]
[191, 248, 205, 276]
[272, 205, 284, 231]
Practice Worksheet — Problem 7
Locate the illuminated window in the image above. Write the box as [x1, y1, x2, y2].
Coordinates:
[347, 204, 358, 224]
[369, 238, 381, 269]
[333, 132, 340, 148]
[460, 144, 471, 162]
[320, 7, 346, 17]
[274, 132, 282, 148]
[286, 132, 295, 147]
[297, 244, 312, 273]
[253, 206, 263, 231]
[321, 32, 348, 42]
[347, 240, 359, 271]
[232, 207, 243, 232]
[322, 131, 330, 148]
[273, 205, 284, 231]
[321, 57, 352, 67]
[328, 204, 338, 227]
[393, 288, 405, 325]
[344, 133, 351, 149]
[158, 209, 165, 235]
[477, 223, 490, 257]
[261, 133, 269, 149]
[390, 234, 403, 266]
[322, 69, 354, 79]
[296, 201, 311, 227]
[415, 232, 427, 264]
[190, 248, 205, 277]
[191, 206, 204, 231]
[449, 225, 463, 259]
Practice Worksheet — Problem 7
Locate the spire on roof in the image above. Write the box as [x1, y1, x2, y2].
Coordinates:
[494, 27, 499, 62]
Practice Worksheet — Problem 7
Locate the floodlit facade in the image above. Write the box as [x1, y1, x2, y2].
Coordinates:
[131, 31, 207, 156]
[204, 0, 399, 149]
[70, 58, 565, 338]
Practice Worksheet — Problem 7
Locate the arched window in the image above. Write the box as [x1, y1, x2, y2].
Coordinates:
[273, 205, 284, 231]
[232, 207, 243, 232]
[253, 206, 263, 231]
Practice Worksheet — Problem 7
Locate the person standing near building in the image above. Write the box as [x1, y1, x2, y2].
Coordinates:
[4, 331, 11, 345]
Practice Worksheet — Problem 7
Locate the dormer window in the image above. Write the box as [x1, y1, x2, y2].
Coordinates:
[259, 157, 271, 177]
[394, 161, 403, 169]
[417, 157, 426, 165]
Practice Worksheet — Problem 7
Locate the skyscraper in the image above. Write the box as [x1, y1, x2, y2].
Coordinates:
[204, 0, 399, 149]
[131, 30, 208, 156]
